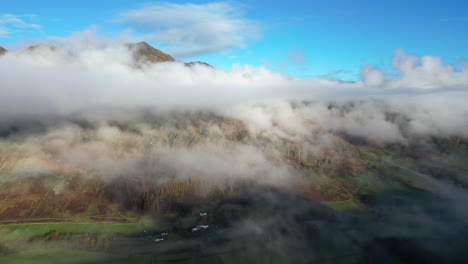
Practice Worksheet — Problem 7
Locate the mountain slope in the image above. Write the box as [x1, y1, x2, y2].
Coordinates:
[1, 110, 467, 220]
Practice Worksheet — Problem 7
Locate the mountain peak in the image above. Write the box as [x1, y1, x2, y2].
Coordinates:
[0, 46, 7, 55]
[126, 41, 175, 63]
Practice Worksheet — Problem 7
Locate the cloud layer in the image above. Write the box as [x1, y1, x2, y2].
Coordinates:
[0, 32, 467, 146]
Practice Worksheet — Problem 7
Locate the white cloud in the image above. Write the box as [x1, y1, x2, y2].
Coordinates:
[361, 65, 384, 87]
[114, 2, 259, 58]
[0, 28, 8, 37]
[387, 49, 468, 89]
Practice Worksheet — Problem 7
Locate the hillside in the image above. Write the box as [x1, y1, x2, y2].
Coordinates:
[0, 111, 467, 219]
[0, 46, 6, 55]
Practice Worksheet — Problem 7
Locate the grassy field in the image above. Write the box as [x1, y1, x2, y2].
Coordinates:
[0, 222, 142, 241]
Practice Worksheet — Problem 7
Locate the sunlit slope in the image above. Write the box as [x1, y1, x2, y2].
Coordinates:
[0, 112, 466, 220]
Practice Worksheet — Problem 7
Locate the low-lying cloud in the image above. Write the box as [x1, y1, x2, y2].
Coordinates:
[0, 32, 467, 146]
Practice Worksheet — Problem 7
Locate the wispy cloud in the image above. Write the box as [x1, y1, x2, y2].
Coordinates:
[287, 47, 305, 64]
[0, 14, 41, 38]
[437, 16, 468, 22]
[318, 69, 355, 80]
[113, 2, 259, 58]
[0, 28, 8, 38]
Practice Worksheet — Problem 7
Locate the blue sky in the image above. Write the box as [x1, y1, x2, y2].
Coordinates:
[1, 0, 467, 79]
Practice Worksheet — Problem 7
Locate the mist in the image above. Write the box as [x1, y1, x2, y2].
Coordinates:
[1, 32, 468, 263]
[0, 33, 467, 192]
[0, 33, 467, 140]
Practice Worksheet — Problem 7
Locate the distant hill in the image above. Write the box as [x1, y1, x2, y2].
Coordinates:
[0, 46, 7, 55]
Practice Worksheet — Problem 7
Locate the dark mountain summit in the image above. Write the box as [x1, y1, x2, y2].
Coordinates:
[126, 41, 175, 63]
[126, 41, 213, 67]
